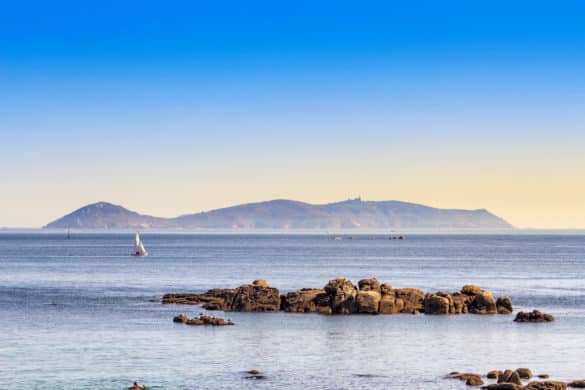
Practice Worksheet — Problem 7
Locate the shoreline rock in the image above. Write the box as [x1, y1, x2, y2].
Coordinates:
[173, 314, 234, 326]
[514, 310, 555, 323]
[163, 277, 513, 316]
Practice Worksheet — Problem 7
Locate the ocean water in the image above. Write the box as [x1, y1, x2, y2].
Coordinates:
[0, 233, 584, 389]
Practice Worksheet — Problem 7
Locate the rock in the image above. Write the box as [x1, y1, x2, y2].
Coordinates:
[173, 314, 189, 323]
[469, 290, 497, 314]
[524, 381, 567, 390]
[356, 290, 381, 314]
[538, 375, 550, 379]
[488, 370, 503, 379]
[252, 279, 269, 288]
[450, 373, 484, 386]
[498, 370, 522, 385]
[394, 288, 425, 314]
[514, 310, 555, 323]
[517, 368, 533, 379]
[230, 284, 281, 312]
[246, 370, 260, 375]
[245, 375, 267, 380]
[424, 292, 452, 315]
[568, 380, 585, 388]
[358, 277, 381, 293]
[482, 384, 522, 390]
[462, 284, 484, 295]
[452, 292, 471, 314]
[496, 296, 513, 314]
[324, 278, 358, 314]
[281, 288, 330, 313]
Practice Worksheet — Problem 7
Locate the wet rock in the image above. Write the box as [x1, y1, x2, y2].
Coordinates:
[496, 296, 513, 314]
[451, 292, 471, 314]
[469, 290, 498, 314]
[524, 381, 567, 390]
[462, 284, 484, 296]
[568, 380, 585, 388]
[173, 314, 189, 323]
[246, 370, 260, 375]
[356, 290, 381, 314]
[514, 310, 555, 323]
[498, 370, 522, 385]
[394, 288, 425, 314]
[324, 278, 358, 314]
[482, 384, 522, 390]
[358, 277, 381, 293]
[449, 373, 484, 386]
[517, 368, 533, 379]
[487, 370, 503, 379]
[538, 375, 550, 379]
[281, 288, 332, 314]
[424, 292, 453, 315]
[252, 279, 269, 288]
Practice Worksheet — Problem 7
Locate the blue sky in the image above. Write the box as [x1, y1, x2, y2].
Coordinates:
[1, 0, 584, 227]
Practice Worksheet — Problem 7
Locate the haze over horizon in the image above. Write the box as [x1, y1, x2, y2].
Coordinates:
[1, 1, 584, 229]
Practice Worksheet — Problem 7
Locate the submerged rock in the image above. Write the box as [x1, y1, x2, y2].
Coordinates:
[514, 310, 555, 323]
[449, 372, 484, 386]
[174, 314, 234, 326]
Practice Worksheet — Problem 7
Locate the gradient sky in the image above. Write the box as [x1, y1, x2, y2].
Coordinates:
[1, 0, 584, 228]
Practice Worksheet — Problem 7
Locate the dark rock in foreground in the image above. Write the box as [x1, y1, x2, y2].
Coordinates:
[163, 277, 513, 316]
[173, 314, 234, 326]
[514, 310, 555, 323]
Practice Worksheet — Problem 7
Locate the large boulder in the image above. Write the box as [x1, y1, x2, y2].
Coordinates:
[462, 284, 484, 296]
[497, 296, 513, 314]
[498, 370, 522, 385]
[394, 288, 425, 314]
[356, 290, 381, 314]
[230, 283, 281, 312]
[281, 288, 331, 314]
[424, 292, 453, 315]
[469, 290, 497, 314]
[514, 310, 555, 323]
[324, 278, 358, 314]
[358, 277, 381, 293]
[568, 380, 585, 388]
[379, 285, 404, 314]
[451, 292, 471, 314]
[517, 368, 533, 379]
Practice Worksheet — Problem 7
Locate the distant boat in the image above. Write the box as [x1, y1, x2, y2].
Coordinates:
[132, 232, 148, 257]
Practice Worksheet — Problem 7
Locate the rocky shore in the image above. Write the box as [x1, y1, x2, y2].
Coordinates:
[448, 368, 585, 389]
[162, 278, 513, 316]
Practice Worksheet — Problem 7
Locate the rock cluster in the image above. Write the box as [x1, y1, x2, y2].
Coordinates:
[173, 314, 234, 326]
[163, 278, 513, 316]
[514, 310, 555, 323]
[449, 368, 581, 389]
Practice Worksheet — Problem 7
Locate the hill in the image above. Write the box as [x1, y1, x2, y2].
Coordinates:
[44, 198, 512, 229]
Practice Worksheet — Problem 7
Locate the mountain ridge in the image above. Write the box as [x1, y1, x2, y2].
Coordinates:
[44, 198, 513, 229]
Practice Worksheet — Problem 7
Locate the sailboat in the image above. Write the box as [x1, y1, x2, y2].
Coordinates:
[132, 232, 148, 257]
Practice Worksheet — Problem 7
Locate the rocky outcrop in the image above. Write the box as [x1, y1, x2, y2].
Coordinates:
[173, 314, 234, 326]
[163, 278, 512, 316]
[514, 310, 555, 323]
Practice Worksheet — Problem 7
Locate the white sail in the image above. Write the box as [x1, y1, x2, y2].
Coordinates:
[133, 232, 148, 256]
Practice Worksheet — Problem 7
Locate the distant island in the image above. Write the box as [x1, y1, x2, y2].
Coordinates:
[44, 198, 512, 229]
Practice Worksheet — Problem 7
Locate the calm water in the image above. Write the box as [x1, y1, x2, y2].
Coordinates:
[1, 233, 584, 389]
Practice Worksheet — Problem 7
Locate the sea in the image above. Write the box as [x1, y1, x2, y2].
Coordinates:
[0, 232, 584, 389]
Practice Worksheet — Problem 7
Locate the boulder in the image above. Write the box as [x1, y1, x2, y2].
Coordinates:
[356, 290, 381, 314]
[230, 284, 281, 312]
[173, 314, 189, 323]
[394, 288, 425, 314]
[497, 370, 522, 385]
[452, 292, 471, 314]
[539, 375, 550, 379]
[514, 310, 555, 323]
[324, 278, 358, 314]
[488, 370, 503, 379]
[568, 380, 585, 388]
[469, 290, 497, 314]
[252, 279, 269, 288]
[462, 284, 484, 295]
[517, 368, 533, 379]
[496, 296, 513, 314]
[524, 381, 567, 390]
[424, 292, 452, 315]
[450, 373, 484, 386]
[358, 277, 381, 293]
[281, 288, 330, 313]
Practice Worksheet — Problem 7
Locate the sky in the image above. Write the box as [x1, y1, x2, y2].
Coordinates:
[0, 0, 584, 228]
